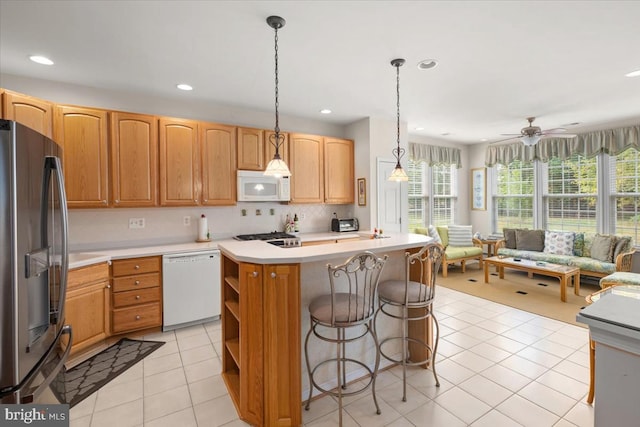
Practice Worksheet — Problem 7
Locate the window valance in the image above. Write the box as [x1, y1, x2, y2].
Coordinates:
[409, 142, 462, 168]
[485, 124, 640, 166]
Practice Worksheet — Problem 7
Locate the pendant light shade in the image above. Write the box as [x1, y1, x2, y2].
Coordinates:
[389, 58, 409, 182]
[520, 134, 542, 146]
[264, 15, 291, 178]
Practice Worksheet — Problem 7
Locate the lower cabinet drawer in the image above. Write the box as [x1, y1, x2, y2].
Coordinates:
[112, 287, 160, 308]
[111, 302, 161, 333]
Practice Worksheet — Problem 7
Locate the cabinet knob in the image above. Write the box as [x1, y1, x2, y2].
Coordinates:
[102, 200, 107, 204]
[135, 280, 140, 285]
[135, 315, 141, 320]
[106, 284, 111, 289]
[134, 265, 140, 270]
[115, 200, 120, 204]
[136, 295, 140, 299]
[271, 272, 276, 278]
[252, 271, 258, 277]
[195, 199, 198, 203]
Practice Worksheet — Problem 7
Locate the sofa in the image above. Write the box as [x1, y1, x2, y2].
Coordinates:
[415, 225, 483, 277]
[494, 228, 635, 278]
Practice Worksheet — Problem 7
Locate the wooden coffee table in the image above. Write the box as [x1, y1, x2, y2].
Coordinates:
[483, 256, 580, 302]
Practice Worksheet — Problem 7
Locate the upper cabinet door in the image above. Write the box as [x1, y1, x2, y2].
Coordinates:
[237, 127, 264, 170]
[201, 122, 237, 206]
[110, 112, 158, 207]
[2, 90, 53, 138]
[324, 138, 354, 204]
[289, 133, 324, 204]
[264, 131, 289, 167]
[159, 118, 199, 206]
[54, 106, 109, 208]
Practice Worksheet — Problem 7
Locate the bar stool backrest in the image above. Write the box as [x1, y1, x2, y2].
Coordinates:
[405, 243, 444, 306]
[327, 251, 388, 327]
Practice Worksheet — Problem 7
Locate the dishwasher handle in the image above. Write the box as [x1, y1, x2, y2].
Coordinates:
[163, 250, 220, 261]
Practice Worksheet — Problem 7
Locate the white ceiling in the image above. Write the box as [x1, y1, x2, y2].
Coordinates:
[1, 0, 639, 144]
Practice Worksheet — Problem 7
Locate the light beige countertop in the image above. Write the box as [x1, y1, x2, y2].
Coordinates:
[68, 232, 431, 269]
[218, 232, 431, 264]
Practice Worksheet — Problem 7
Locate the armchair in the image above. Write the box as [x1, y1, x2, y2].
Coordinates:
[415, 226, 483, 277]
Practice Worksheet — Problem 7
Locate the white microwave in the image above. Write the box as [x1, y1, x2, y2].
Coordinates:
[237, 170, 290, 202]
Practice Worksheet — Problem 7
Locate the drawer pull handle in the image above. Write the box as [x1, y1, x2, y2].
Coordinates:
[134, 265, 140, 270]
[135, 280, 140, 285]
[136, 295, 141, 299]
[135, 315, 141, 320]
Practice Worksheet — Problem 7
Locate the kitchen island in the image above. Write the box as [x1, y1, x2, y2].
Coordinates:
[217, 232, 431, 427]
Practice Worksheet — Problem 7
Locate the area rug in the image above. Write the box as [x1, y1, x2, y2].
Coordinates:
[50, 338, 164, 407]
[437, 263, 601, 327]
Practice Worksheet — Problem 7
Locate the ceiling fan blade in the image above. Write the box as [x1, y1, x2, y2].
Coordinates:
[544, 133, 577, 139]
[490, 135, 520, 144]
[499, 133, 522, 136]
[542, 128, 567, 133]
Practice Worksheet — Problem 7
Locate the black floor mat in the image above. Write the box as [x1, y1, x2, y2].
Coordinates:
[50, 338, 164, 408]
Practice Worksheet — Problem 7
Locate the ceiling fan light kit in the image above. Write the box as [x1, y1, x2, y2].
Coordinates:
[494, 117, 577, 146]
[520, 135, 542, 146]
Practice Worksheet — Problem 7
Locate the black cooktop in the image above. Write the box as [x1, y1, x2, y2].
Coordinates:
[234, 232, 296, 241]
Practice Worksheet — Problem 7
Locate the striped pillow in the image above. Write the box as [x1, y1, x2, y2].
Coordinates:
[448, 225, 473, 247]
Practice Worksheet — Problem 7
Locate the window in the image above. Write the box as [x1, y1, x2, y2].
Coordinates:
[544, 154, 597, 233]
[611, 147, 640, 241]
[494, 160, 534, 231]
[407, 160, 457, 230]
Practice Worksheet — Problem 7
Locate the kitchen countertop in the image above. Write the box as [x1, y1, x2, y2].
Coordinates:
[67, 231, 375, 269]
[218, 232, 431, 264]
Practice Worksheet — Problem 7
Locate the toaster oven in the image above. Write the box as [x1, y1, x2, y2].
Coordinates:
[331, 218, 359, 232]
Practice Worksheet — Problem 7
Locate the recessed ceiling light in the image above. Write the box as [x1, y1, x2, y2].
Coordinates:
[481, 138, 488, 142]
[176, 83, 193, 91]
[417, 59, 438, 70]
[441, 132, 450, 136]
[625, 69, 640, 77]
[319, 109, 332, 114]
[414, 127, 424, 131]
[29, 55, 53, 65]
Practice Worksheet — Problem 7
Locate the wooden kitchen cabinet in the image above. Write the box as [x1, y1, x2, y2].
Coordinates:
[159, 118, 199, 206]
[221, 256, 301, 427]
[65, 262, 111, 356]
[237, 127, 265, 170]
[110, 256, 162, 334]
[264, 130, 289, 167]
[110, 112, 158, 207]
[289, 133, 324, 203]
[1, 90, 53, 138]
[54, 105, 109, 208]
[324, 137, 354, 204]
[200, 122, 237, 205]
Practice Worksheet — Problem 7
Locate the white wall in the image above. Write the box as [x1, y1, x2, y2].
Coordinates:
[345, 118, 371, 230]
[468, 142, 492, 236]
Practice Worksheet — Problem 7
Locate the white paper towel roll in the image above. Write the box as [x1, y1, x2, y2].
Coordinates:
[198, 216, 208, 240]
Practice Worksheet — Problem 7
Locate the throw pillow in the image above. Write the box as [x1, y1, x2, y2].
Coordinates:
[613, 236, 632, 261]
[543, 231, 575, 256]
[503, 228, 517, 249]
[589, 234, 616, 262]
[583, 234, 594, 258]
[515, 229, 545, 251]
[573, 232, 585, 257]
[448, 225, 473, 247]
[427, 224, 442, 244]
[414, 227, 428, 236]
[436, 226, 449, 247]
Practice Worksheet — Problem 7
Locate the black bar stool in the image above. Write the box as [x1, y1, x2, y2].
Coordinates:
[374, 242, 444, 401]
[304, 251, 388, 425]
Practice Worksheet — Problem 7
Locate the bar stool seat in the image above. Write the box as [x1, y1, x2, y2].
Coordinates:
[304, 251, 387, 426]
[375, 242, 444, 402]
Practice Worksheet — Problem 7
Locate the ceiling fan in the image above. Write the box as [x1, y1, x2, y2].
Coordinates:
[495, 117, 577, 146]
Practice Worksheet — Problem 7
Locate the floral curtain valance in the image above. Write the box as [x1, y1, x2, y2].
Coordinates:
[409, 142, 462, 168]
[485, 124, 640, 166]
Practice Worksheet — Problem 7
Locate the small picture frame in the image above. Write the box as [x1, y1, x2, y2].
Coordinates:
[471, 167, 486, 210]
[357, 178, 366, 206]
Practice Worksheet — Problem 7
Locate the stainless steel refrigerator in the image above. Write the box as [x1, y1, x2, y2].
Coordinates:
[0, 119, 72, 404]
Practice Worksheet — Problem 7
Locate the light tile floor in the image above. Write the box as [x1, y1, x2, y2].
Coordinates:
[70, 286, 594, 426]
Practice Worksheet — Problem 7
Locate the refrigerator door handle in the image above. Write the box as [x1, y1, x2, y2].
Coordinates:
[42, 156, 69, 323]
[20, 325, 72, 404]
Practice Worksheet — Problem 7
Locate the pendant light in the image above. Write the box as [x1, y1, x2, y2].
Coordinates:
[264, 15, 291, 178]
[389, 58, 409, 182]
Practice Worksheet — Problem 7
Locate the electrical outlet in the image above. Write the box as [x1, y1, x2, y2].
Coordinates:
[183, 216, 191, 226]
[128, 218, 145, 229]
[300, 213, 306, 220]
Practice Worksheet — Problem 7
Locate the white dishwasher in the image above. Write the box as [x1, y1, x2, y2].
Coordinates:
[162, 250, 221, 331]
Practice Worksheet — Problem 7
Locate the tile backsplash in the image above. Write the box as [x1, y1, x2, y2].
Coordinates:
[69, 203, 352, 251]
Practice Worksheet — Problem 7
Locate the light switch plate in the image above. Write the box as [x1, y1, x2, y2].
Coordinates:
[129, 218, 145, 229]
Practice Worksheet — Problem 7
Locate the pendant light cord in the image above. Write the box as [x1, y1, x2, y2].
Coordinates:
[274, 25, 280, 136]
[393, 61, 405, 167]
